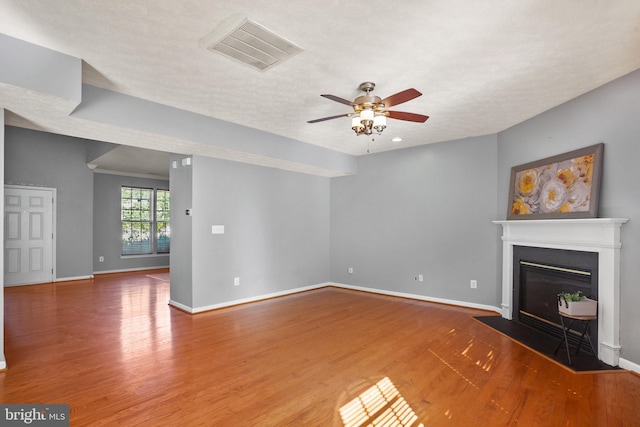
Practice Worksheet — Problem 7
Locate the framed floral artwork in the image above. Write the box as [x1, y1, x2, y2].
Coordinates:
[507, 143, 604, 220]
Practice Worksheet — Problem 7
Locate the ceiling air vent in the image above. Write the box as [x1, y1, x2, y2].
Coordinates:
[199, 15, 302, 71]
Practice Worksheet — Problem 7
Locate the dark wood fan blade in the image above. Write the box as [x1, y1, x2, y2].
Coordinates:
[381, 88, 422, 108]
[321, 94, 355, 106]
[307, 113, 351, 123]
[386, 111, 429, 123]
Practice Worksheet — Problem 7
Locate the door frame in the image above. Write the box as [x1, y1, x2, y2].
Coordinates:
[4, 184, 57, 285]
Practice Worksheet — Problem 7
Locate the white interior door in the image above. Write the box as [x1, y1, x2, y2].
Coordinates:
[4, 186, 55, 286]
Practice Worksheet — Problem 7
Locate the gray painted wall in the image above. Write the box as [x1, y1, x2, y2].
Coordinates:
[0, 33, 81, 105]
[330, 135, 499, 305]
[497, 68, 640, 366]
[87, 140, 119, 163]
[186, 155, 330, 309]
[93, 173, 170, 272]
[73, 85, 356, 176]
[169, 154, 193, 308]
[4, 127, 93, 280]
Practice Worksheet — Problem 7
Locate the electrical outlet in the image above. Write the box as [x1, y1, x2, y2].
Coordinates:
[99, 256, 104, 262]
[470, 279, 477, 289]
[234, 277, 240, 286]
[348, 267, 354, 274]
[418, 274, 424, 282]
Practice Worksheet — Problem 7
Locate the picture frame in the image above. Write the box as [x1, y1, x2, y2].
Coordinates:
[507, 143, 604, 220]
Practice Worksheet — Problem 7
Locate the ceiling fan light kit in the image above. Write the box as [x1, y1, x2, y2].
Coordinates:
[308, 81, 429, 138]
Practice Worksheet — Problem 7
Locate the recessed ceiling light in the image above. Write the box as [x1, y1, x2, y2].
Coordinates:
[391, 137, 403, 143]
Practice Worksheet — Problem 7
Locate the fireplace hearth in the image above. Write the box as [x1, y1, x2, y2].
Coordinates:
[494, 218, 627, 366]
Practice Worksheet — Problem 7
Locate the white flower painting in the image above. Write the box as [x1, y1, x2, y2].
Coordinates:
[508, 144, 603, 219]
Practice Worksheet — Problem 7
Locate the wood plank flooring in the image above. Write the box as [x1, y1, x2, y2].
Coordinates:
[1, 270, 639, 426]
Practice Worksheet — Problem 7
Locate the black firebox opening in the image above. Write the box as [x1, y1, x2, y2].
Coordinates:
[513, 246, 598, 349]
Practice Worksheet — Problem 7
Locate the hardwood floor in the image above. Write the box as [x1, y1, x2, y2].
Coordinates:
[1, 270, 639, 426]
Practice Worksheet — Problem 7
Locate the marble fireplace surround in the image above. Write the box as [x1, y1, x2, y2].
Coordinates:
[494, 218, 628, 367]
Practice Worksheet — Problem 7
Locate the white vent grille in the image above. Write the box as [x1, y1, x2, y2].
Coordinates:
[200, 16, 302, 71]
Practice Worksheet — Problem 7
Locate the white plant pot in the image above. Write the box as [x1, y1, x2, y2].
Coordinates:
[558, 298, 597, 317]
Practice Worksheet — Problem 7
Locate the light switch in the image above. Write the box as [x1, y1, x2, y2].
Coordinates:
[212, 225, 225, 234]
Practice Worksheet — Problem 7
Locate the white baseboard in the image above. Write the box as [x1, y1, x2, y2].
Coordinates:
[172, 283, 329, 314]
[329, 282, 501, 313]
[0, 356, 6, 370]
[619, 357, 640, 375]
[55, 274, 94, 282]
[93, 266, 170, 275]
[171, 281, 500, 315]
[168, 299, 194, 313]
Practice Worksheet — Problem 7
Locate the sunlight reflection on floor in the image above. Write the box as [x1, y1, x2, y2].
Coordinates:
[339, 377, 424, 427]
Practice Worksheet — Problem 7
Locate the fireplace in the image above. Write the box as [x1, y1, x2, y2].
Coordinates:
[513, 246, 598, 348]
[494, 218, 627, 366]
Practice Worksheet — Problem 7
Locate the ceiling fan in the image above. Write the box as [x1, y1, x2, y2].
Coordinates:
[307, 82, 429, 136]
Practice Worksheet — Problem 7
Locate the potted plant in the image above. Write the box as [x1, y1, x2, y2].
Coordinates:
[557, 291, 597, 316]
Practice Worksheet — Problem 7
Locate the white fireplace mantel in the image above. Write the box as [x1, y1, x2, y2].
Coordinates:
[494, 218, 628, 367]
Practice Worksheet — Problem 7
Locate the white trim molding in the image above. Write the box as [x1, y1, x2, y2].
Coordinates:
[55, 274, 94, 282]
[330, 282, 500, 313]
[494, 218, 628, 366]
[170, 282, 500, 316]
[618, 357, 640, 374]
[170, 283, 328, 314]
[94, 266, 170, 275]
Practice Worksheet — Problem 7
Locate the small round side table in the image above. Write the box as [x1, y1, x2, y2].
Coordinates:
[553, 312, 599, 366]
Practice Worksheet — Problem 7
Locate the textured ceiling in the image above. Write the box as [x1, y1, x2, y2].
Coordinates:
[88, 145, 171, 180]
[1, 1, 640, 169]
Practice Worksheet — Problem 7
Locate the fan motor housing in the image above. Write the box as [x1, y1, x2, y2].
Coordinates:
[354, 82, 383, 112]
[353, 95, 382, 111]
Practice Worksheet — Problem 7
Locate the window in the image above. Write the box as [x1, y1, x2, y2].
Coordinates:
[156, 189, 171, 254]
[121, 186, 170, 255]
